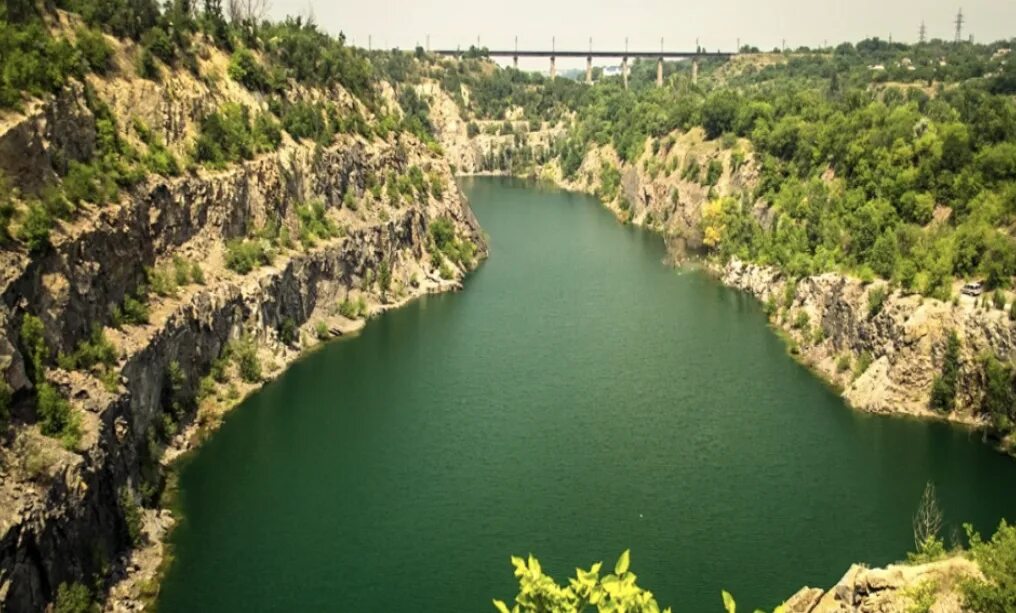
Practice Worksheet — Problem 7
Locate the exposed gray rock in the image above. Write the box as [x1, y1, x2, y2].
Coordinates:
[722, 258, 1016, 426]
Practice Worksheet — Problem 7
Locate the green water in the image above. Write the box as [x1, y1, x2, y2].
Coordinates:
[158, 177, 1016, 611]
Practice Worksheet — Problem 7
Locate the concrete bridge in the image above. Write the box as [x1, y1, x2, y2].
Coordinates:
[431, 46, 736, 88]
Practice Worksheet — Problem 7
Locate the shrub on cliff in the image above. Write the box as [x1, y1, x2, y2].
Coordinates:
[75, 26, 112, 74]
[596, 163, 621, 202]
[314, 321, 329, 341]
[0, 19, 79, 109]
[296, 201, 337, 248]
[279, 100, 332, 143]
[705, 159, 724, 186]
[111, 295, 150, 327]
[961, 520, 1016, 612]
[276, 318, 297, 346]
[17, 201, 54, 253]
[57, 325, 117, 372]
[194, 104, 281, 167]
[338, 297, 366, 320]
[53, 581, 98, 613]
[20, 314, 49, 381]
[792, 311, 810, 330]
[225, 238, 272, 274]
[930, 331, 961, 412]
[429, 217, 455, 251]
[118, 487, 144, 546]
[0, 380, 10, 429]
[980, 355, 1016, 433]
[228, 48, 274, 92]
[867, 285, 888, 318]
[62, 160, 119, 206]
[230, 335, 262, 383]
[135, 46, 159, 80]
[992, 290, 1007, 311]
[37, 383, 80, 449]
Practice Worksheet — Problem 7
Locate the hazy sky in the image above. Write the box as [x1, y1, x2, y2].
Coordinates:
[269, 0, 1015, 71]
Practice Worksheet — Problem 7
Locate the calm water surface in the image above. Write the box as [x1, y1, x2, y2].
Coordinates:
[158, 177, 1016, 611]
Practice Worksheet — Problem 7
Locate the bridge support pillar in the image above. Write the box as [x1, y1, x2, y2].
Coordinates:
[622, 56, 628, 90]
[692, 57, 699, 84]
[550, 55, 556, 80]
[657, 57, 663, 87]
[586, 56, 592, 84]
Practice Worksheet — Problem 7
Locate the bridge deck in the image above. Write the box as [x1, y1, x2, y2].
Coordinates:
[432, 50, 734, 58]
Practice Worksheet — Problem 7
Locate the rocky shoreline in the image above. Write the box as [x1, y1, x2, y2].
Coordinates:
[428, 90, 1014, 442]
[0, 54, 487, 609]
[718, 259, 1014, 430]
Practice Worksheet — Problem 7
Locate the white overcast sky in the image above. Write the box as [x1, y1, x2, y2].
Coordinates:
[268, 0, 1016, 71]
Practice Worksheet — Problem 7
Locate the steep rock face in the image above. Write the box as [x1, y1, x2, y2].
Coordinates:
[558, 129, 760, 255]
[418, 79, 568, 175]
[722, 259, 1016, 423]
[0, 76, 485, 610]
[0, 83, 96, 193]
[784, 557, 979, 612]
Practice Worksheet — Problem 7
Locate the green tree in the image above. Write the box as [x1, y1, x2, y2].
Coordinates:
[981, 355, 1015, 432]
[930, 331, 961, 412]
[869, 230, 899, 279]
[20, 314, 48, 382]
[962, 521, 1016, 612]
[53, 582, 97, 613]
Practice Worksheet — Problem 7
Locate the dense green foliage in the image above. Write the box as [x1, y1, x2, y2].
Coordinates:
[493, 550, 673, 613]
[493, 550, 778, 613]
[57, 325, 117, 373]
[228, 47, 278, 92]
[194, 103, 281, 167]
[0, 9, 79, 108]
[962, 521, 1016, 612]
[53, 582, 98, 613]
[230, 335, 262, 383]
[296, 201, 338, 247]
[980, 354, 1016, 435]
[37, 382, 80, 448]
[429, 216, 474, 269]
[15, 315, 82, 446]
[450, 40, 1016, 299]
[224, 237, 273, 274]
[338, 296, 367, 320]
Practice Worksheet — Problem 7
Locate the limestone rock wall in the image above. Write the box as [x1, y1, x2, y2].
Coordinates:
[0, 70, 485, 610]
[784, 557, 978, 612]
[722, 258, 1016, 423]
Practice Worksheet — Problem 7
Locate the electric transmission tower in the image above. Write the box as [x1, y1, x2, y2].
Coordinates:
[954, 8, 964, 43]
[919, 20, 926, 43]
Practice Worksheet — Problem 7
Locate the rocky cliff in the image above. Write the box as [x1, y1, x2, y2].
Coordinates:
[783, 557, 979, 612]
[0, 36, 485, 611]
[428, 71, 1015, 442]
[722, 258, 1015, 430]
[425, 82, 758, 257]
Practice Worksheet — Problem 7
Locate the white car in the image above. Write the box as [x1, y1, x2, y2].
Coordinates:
[961, 281, 984, 297]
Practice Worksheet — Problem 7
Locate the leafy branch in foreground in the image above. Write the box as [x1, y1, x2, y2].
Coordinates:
[493, 550, 785, 613]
